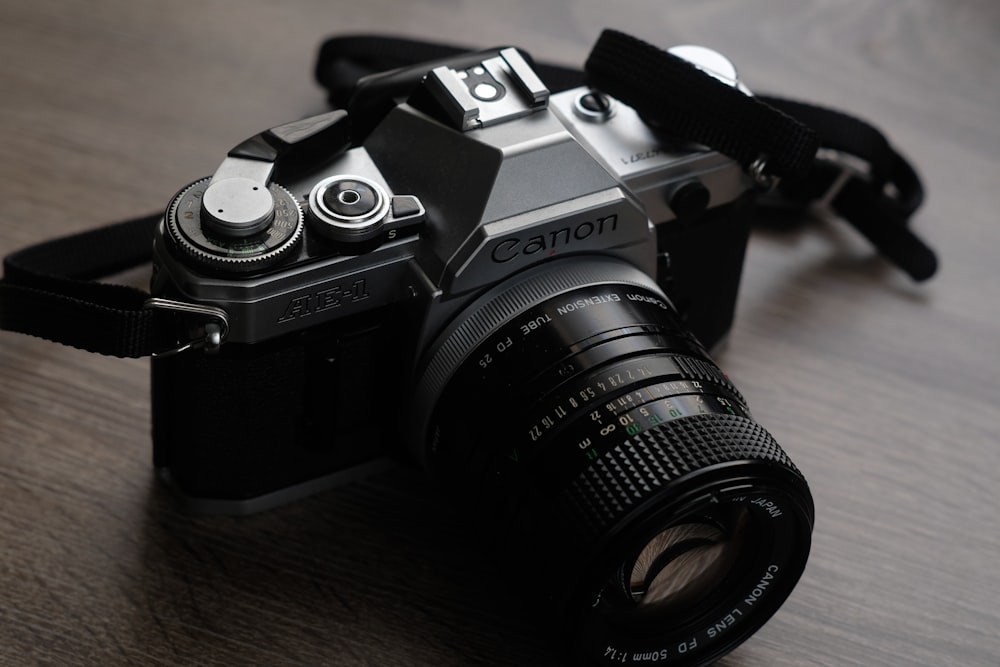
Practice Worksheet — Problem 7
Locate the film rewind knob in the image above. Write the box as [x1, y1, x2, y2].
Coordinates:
[200, 177, 276, 238]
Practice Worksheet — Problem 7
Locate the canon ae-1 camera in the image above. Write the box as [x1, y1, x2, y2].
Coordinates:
[150, 45, 813, 666]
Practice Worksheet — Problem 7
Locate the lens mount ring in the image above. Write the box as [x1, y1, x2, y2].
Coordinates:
[410, 256, 667, 468]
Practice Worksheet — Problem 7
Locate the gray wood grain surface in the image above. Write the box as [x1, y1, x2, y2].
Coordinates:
[1, 1, 997, 665]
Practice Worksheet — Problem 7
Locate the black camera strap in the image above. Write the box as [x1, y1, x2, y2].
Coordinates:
[583, 30, 936, 281]
[0, 30, 937, 358]
[320, 30, 936, 280]
[0, 214, 164, 357]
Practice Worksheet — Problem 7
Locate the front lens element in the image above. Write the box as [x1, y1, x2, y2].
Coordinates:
[413, 257, 813, 666]
[629, 508, 748, 612]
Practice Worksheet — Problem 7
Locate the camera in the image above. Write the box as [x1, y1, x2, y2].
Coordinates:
[149, 46, 813, 665]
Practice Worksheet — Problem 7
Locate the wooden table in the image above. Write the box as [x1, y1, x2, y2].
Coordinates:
[1, 1, 997, 665]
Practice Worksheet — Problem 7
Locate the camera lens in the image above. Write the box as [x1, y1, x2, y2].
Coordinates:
[412, 257, 813, 666]
[628, 510, 747, 612]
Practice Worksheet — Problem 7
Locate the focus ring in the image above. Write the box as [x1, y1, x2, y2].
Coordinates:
[559, 413, 799, 539]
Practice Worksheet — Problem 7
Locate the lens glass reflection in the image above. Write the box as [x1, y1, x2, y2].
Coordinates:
[629, 509, 749, 612]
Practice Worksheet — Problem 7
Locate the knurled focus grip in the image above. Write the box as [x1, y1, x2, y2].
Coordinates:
[558, 413, 799, 539]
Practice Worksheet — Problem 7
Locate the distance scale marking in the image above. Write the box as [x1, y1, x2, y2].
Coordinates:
[517, 391, 752, 488]
[510, 353, 748, 462]
[572, 392, 749, 460]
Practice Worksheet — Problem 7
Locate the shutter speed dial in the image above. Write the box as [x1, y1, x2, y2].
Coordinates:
[167, 178, 303, 273]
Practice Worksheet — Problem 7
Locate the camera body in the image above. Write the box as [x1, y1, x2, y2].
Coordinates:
[150, 47, 755, 512]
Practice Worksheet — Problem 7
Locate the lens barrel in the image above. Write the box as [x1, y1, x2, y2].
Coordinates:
[413, 257, 813, 666]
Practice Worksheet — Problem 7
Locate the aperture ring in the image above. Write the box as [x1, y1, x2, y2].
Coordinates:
[674, 356, 745, 404]
[516, 352, 748, 461]
[509, 329, 738, 413]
